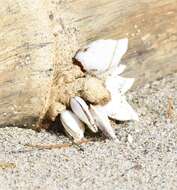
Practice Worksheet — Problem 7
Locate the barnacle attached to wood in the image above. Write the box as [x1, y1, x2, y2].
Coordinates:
[48, 38, 138, 141]
[70, 96, 98, 133]
[60, 110, 85, 141]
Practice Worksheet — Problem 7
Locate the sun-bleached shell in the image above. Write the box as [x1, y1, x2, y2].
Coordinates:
[60, 110, 85, 141]
[110, 64, 127, 76]
[105, 75, 135, 95]
[102, 94, 139, 121]
[70, 96, 98, 132]
[90, 105, 117, 141]
[74, 38, 128, 75]
[102, 64, 127, 79]
[109, 38, 128, 69]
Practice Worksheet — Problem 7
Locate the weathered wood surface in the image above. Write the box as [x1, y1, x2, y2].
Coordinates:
[49, 0, 177, 86]
[0, 0, 177, 127]
[0, 0, 53, 127]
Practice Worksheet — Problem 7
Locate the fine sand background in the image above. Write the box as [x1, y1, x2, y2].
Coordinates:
[0, 73, 177, 190]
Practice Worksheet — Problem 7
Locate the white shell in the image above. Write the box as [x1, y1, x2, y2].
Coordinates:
[102, 64, 127, 79]
[109, 38, 128, 69]
[60, 110, 85, 141]
[70, 96, 98, 132]
[90, 105, 117, 141]
[110, 64, 127, 76]
[106, 76, 135, 95]
[75, 39, 128, 75]
[102, 63, 138, 121]
[102, 94, 139, 121]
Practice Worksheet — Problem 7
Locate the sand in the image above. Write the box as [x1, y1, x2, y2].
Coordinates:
[0, 73, 177, 190]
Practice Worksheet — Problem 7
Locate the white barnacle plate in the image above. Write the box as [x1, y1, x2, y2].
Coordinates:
[70, 96, 98, 132]
[60, 110, 85, 141]
[102, 94, 139, 121]
[111, 64, 127, 76]
[75, 38, 128, 75]
[105, 75, 135, 95]
[90, 105, 117, 141]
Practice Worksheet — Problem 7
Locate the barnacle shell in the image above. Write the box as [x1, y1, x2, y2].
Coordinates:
[70, 96, 98, 132]
[103, 74, 138, 121]
[90, 105, 117, 141]
[102, 94, 139, 121]
[105, 76, 135, 95]
[75, 39, 128, 75]
[108, 64, 127, 76]
[60, 110, 85, 141]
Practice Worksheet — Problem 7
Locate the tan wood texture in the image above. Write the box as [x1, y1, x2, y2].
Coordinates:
[50, 0, 177, 86]
[0, 0, 53, 127]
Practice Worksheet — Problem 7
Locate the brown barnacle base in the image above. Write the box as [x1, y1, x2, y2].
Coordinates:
[56, 76, 111, 107]
[39, 75, 111, 131]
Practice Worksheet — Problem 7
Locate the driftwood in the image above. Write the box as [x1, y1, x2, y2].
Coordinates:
[0, 0, 177, 127]
[0, 0, 53, 127]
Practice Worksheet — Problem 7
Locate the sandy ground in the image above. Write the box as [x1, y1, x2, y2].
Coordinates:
[0, 73, 177, 190]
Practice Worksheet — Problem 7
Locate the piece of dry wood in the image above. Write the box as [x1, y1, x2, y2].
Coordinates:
[0, 0, 53, 127]
[0, 0, 177, 127]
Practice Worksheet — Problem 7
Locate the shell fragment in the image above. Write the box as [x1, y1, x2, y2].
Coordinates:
[70, 96, 98, 132]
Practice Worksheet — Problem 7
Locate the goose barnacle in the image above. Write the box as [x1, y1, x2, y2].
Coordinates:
[90, 105, 118, 141]
[60, 110, 85, 141]
[70, 96, 98, 133]
[56, 38, 138, 141]
[75, 38, 128, 75]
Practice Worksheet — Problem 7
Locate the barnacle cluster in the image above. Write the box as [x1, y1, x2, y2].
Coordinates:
[49, 39, 138, 141]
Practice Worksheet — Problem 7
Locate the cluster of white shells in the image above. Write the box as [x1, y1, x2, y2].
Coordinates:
[60, 38, 138, 142]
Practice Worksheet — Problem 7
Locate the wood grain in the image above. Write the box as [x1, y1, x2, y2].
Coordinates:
[49, 0, 177, 87]
[0, 0, 53, 126]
